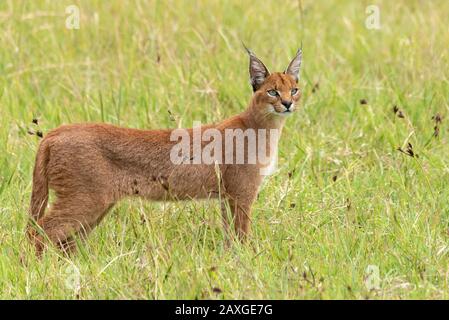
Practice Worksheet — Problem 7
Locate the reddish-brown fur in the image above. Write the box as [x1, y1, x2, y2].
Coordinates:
[28, 49, 302, 255]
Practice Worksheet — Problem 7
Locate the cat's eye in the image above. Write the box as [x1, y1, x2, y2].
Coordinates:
[291, 88, 299, 95]
[267, 89, 278, 97]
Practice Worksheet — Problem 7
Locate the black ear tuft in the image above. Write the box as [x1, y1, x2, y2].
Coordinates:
[285, 48, 302, 82]
[243, 44, 270, 92]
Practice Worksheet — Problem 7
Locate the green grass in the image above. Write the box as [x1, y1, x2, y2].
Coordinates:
[1, 0, 449, 299]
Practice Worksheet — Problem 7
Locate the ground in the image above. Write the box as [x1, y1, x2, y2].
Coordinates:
[0, 0, 448, 299]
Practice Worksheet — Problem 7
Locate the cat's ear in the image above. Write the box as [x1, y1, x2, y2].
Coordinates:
[244, 44, 270, 92]
[285, 48, 302, 82]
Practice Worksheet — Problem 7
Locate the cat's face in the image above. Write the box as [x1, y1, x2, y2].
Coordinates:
[246, 48, 302, 117]
[255, 72, 301, 116]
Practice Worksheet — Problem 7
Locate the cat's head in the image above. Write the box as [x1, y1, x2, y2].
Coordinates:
[245, 46, 302, 117]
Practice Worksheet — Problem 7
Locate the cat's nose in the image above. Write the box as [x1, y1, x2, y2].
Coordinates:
[282, 100, 292, 109]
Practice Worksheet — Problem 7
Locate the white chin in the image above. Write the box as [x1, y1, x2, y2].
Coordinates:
[268, 105, 294, 116]
[276, 111, 293, 117]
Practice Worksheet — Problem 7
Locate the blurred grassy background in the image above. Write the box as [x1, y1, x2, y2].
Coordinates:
[0, 0, 448, 299]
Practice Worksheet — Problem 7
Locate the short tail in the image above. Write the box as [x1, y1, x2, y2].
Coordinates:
[29, 139, 50, 222]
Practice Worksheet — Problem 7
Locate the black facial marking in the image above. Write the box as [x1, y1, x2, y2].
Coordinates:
[279, 75, 286, 86]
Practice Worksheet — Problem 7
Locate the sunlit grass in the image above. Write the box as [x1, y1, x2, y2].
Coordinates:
[0, 0, 448, 299]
